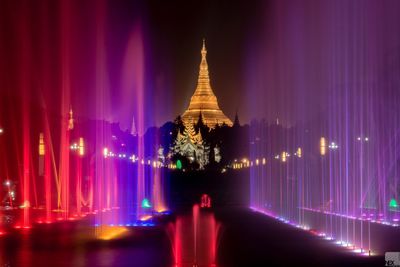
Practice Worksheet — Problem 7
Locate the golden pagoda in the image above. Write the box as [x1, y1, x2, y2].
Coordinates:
[182, 39, 233, 128]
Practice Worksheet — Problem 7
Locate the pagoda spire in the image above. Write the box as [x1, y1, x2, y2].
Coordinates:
[181, 39, 233, 128]
[131, 115, 137, 136]
[233, 111, 240, 127]
[197, 38, 211, 94]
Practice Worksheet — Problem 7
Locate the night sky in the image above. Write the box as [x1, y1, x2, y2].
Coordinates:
[1, 0, 400, 129]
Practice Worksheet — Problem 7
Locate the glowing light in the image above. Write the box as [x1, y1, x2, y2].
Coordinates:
[78, 137, 84, 156]
[255, 159, 259, 165]
[103, 147, 108, 158]
[320, 137, 327, 155]
[389, 198, 398, 208]
[39, 133, 45, 155]
[328, 142, 338, 150]
[0, 128, 3, 134]
[281, 151, 287, 162]
[97, 226, 128, 240]
[141, 198, 152, 209]
[139, 215, 152, 221]
[176, 159, 182, 170]
[296, 147, 302, 158]
[201, 194, 212, 208]
[262, 158, 266, 165]
[155, 207, 168, 213]
[68, 107, 74, 130]
[20, 200, 30, 209]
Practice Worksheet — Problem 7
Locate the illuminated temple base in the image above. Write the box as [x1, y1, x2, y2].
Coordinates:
[182, 109, 232, 127]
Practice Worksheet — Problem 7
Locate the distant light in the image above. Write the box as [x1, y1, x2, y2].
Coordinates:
[97, 226, 128, 240]
[281, 151, 287, 162]
[357, 137, 361, 141]
[4, 180, 10, 186]
[79, 137, 84, 156]
[176, 159, 182, 170]
[0, 128, 3, 134]
[141, 198, 152, 209]
[296, 147, 302, 158]
[320, 137, 327, 155]
[329, 142, 338, 150]
[364, 137, 369, 141]
[103, 148, 108, 158]
[255, 159, 259, 165]
[20, 200, 30, 209]
[39, 133, 45, 156]
[262, 158, 266, 165]
[389, 198, 398, 208]
[139, 215, 153, 221]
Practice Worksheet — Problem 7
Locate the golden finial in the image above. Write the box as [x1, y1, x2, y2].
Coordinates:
[201, 38, 207, 56]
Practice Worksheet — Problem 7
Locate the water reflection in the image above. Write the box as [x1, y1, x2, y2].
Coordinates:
[167, 205, 220, 267]
[0, 221, 170, 267]
[0, 205, 222, 267]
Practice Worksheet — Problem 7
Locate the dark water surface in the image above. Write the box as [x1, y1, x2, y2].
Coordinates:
[0, 208, 384, 267]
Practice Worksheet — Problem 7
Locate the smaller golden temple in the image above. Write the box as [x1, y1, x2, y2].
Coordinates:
[181, 39, 233, 128]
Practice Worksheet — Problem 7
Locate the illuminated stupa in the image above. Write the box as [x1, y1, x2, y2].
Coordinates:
[182, 39, 233, 128]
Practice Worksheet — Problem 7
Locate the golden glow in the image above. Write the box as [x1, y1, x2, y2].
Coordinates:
[281, 151, 287, 162]
[139, 215, 153, 221]
[79, 137, 85, 156]
[296, 147, 302, 158]
[20, 200, 30, 209]
[103, 147, 108, 158]
[320, 137, 327, 156]
[68, 107, 74, 130]
[256, 159, 259, 165]
[262, 158, 266, 165]
[181, 39, 232, 128]
[155, 207, 167, 213]
[97, 226, 128, 240]
[39, 133, 45, 156]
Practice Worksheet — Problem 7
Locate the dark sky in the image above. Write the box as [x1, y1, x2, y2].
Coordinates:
[1, 0, 400, 130]
[0, 0, 264, 130]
